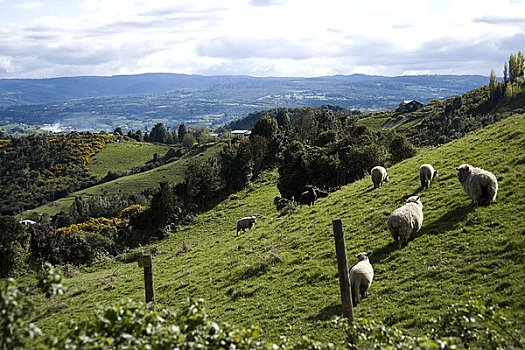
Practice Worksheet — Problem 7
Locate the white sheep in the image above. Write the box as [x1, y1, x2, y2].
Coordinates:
[349, 252, 374, 307]
[371, 166, 389, 189]
[387, 196, 423, 248]
[419, 164, 439, 190]
[236, 216, 257, 236]
[456, 164, 498, 205]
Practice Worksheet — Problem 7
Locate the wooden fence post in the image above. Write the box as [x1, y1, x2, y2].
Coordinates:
[138, 255, 154, 303]
[333, 219, 354, 323]
[333, 219, 357, 349]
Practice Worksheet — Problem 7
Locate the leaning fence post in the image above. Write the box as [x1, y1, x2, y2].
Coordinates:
[137, 254, 154, 303]
[333, 219, 358, 349]
[333, 219, 354, 323]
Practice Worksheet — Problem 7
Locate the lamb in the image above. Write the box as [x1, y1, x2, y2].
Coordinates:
[236, 216, 257, 236]
[371, 166, 389, 189]
[456, 164, 498, 205]
[349, 252, 374, 307]
[387, 196, 424, 248]
[419, 164, 439, 190]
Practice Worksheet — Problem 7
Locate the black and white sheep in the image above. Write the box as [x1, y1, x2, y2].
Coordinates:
[419, 164, 439, 190]
[387, 196, 424, 248]
[371, 166, 389, 189]
[349, 252, 374, 307]
[456, 164, 498, 205]
[236, 216, 257, 236]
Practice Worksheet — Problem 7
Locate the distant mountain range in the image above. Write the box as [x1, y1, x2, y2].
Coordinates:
[0, 73, 488, 131]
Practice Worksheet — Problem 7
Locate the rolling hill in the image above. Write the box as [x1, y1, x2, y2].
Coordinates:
[30, 112, 525, 346]
[0, 73, 487, 131]
[25, 142, 225, 217]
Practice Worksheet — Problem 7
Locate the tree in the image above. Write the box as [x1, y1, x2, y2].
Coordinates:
[0, 216, 29, 278]
[149, 123, 169, 143]
[277, 141, 309, 199]
[489, 69, 497, 99]
[220, 140, 254, 191]
[251, 115, 278, 140]
[503, 62, 508, 84]
[388, 132, 417, 164]
[251, 115, 281, 168]
[148, 181, 180, 230]
[182, 133, 196, 148]
[177, 123, 187, 142]
[113, 127, 123, 135]
[505, 83, 514, 99]
[193, 127, 211, 144]
[183, 157, 224, 211]
[292, 108, 319, 144]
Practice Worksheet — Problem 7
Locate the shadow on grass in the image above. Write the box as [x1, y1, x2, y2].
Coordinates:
[222, 262, 271, 289]
[309, 303, 341, 321]
[371, 241, 398, 263]
[419, 204, 474, 236]
[394, 186, 423, 204]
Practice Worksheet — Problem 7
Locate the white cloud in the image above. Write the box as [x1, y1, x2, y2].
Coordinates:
[0, 0, 523, 78]
[13, 1, 44, 11]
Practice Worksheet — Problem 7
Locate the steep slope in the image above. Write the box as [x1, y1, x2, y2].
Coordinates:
[32, 113, 525, 346]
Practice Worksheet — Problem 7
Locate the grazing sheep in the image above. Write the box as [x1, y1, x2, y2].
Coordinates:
[456, 164, 498, 205]
[419, 164, 439, 190]
[349, 252, 374, 307]
[236, 216, 257, 236]
[371, 166, 389, 189]
[299, 186, 317, 206]
[387, 196, 424, 248]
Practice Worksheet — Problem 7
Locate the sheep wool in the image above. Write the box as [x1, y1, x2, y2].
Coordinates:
[349, 252, 374, 307]
[387, 196, 424, 247]
[456, 164, 498, 205]
[371, 166, 389, 189]
[419, 164, 439, 190]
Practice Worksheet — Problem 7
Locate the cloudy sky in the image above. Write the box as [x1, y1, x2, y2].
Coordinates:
[0, 0, 523, 78]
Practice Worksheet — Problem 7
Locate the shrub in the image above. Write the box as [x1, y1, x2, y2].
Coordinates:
[0, 216, 30, 278]
[45, 298, 334, 350]
[1, 264, 64, 350]
[345, 300, 524, 350]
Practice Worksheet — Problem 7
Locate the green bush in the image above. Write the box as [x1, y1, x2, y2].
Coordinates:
[1, 263, 65, 350]
[45, 298, 333, 350]
[346, 300, 524, 349]
[0, 216, 30, 278]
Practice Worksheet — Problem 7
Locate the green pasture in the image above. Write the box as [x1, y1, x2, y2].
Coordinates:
[30, 114, 525, 346]
[88, 141, 173, 178]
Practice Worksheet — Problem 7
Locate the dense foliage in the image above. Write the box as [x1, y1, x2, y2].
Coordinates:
[0, 133, 113, 215]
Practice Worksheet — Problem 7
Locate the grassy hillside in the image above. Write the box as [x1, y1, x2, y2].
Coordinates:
[31, 113, 525, 346]
[26, 142, 225, 217]
[88, 141, 173, 178]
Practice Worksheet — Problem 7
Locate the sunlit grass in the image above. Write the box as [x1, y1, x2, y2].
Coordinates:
[88, 141, 173, 178]
[31, 114, 525, 346]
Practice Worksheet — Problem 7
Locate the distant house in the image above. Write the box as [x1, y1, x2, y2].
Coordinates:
[231, 130, 251, 138]
[396, 100, 424, 113]
[19, 219, 37, 225]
